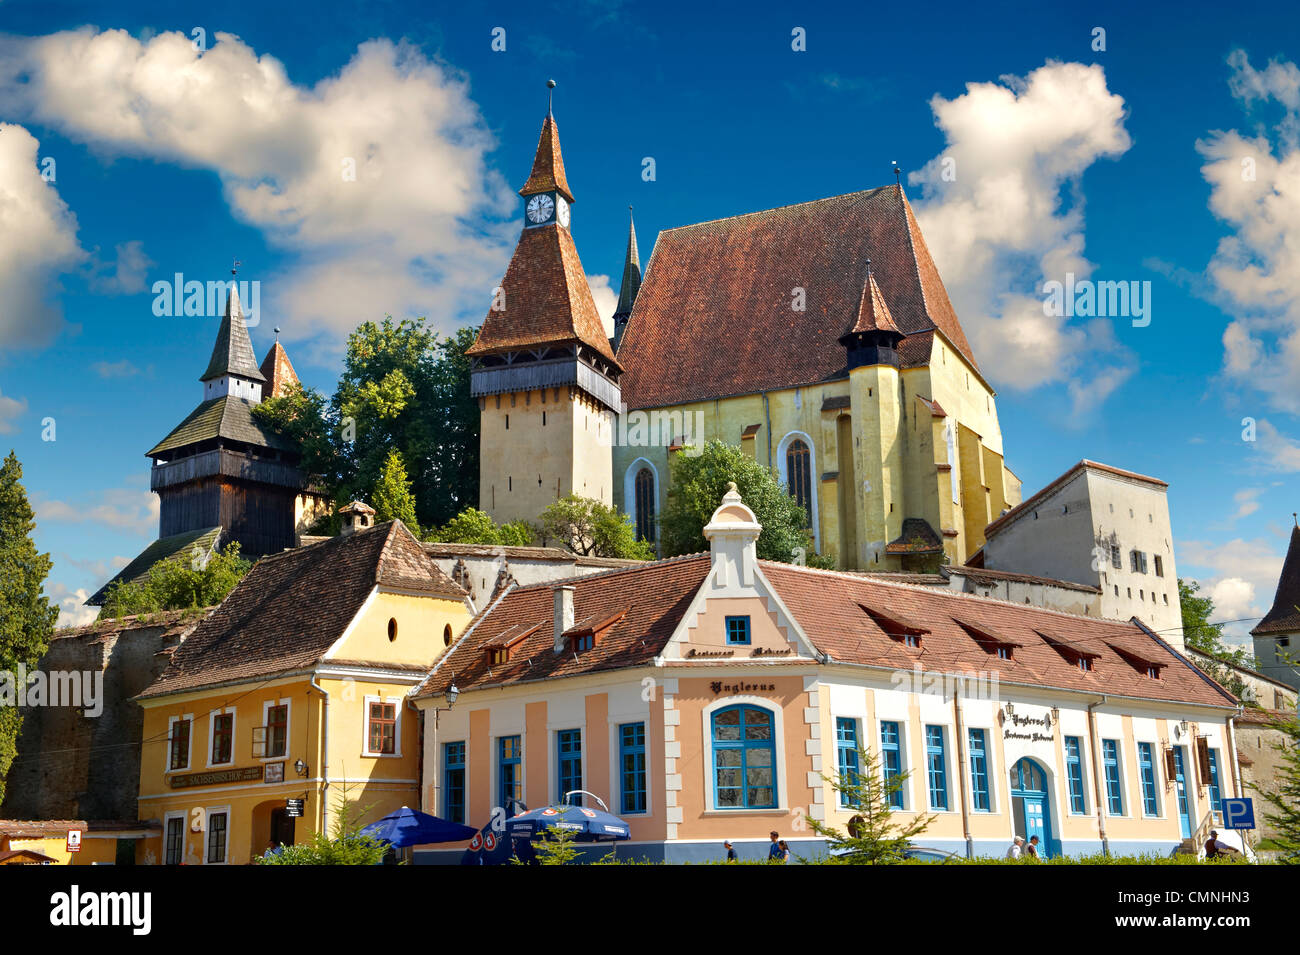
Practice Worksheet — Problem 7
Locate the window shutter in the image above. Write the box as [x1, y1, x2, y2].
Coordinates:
[1163, 746, 1177, 782]
[1196, 737, 1211, 785]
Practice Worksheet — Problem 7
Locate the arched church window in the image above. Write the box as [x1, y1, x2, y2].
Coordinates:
[634, 467, 656, 542]
[786, 439, 812, 525]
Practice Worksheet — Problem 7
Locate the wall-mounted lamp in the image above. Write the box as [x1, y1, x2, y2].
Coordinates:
[446, 684, 460, 708]
[294, 759, 308, 777]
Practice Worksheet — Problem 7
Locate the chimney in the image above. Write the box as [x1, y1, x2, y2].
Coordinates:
[339, 500, 376, 536]
[553, 586, 575, 654]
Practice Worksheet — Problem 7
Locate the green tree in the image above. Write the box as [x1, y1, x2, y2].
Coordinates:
[371, 449, 420, 533]
[253, 319, 480, 530]
[534, 826, 581, 865]
[0, 451, 59, 803]
[256, 792, 391, 865]
[101, 543, 250, 617]
[805, 744, 934, 864]
[539, 495, 654, 560]
[1179, 578, 1254, 701]
[1256, 716, 1300, 864]
[428, 507, 535, 546]
[659, 441, 831, 566]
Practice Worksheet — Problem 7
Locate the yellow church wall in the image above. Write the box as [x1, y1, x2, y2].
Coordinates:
[325, 589, 471, 669]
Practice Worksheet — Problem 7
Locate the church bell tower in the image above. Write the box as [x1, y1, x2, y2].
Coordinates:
[467, 84, 623, 526]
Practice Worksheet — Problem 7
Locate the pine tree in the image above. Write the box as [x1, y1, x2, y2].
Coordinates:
[0, 451, 59, 802]
[1258, 716, 1300, 864]
[806, 743, 935, 864]
[371, 449, 420, 534]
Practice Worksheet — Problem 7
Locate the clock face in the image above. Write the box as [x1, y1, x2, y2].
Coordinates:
[526, 193, 555, 224]
[556, 196, 570, 227]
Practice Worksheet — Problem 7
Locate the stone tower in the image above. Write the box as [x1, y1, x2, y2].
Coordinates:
[841, 263, 908, 569]
[1251, 520, 1300, 692]
[466, 97, 622, 526]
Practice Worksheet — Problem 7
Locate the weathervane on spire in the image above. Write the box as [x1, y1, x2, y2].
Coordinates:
[547, 78, 556, 116]
[892, 161, 901, 185]
[231, 258, 242, 277]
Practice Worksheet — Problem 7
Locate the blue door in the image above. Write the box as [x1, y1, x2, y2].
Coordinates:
[1173, 746, 1192, 839]
[1010, 758, 1055, 858]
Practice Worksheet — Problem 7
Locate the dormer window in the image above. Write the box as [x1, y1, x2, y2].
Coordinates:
[1036, 629, 1101, 673]
[956, 617, 1018, 661]
[573, 633, 594, 653]
[1106, 641, 1164, 679]
[1078, 657, 1092, 672]
[860, 604, 928, 649]
[562, 608, 629, 655]
[1146, 665, 1161, 679]
[997, 646, 1012, 660]
[482, 622, 542, 666]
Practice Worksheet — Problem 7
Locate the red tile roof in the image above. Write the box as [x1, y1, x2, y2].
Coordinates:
[844, 268, 902, 337]
[415, 555, 711, 698]
[465, 224, 618, 363]
[616, 186, 978, 409]
[259, 342, 300, 399]
[1253, 524, 1300, 636]
[984, 459, 1168, 539]
[416, 551, 1234, 709]
[519, 114, 574, 203]
[139, 521, 465, 699]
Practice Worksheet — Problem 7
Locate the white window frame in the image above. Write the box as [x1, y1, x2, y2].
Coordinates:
[162, 810, 188, 866]
[204, 806, 231, 865]
[362, 694, 403, 758]
[261, 698, 291, 761]
[166, 713, 194, 773]
[207, 707, 237, 768]
[776, 430, 820, 553]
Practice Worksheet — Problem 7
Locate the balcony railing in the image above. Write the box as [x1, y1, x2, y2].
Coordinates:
[151, 448, 305, 491]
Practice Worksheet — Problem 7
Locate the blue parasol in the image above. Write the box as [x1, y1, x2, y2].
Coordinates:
[360, 806, 477, 848]
[505, 791, 631, 842]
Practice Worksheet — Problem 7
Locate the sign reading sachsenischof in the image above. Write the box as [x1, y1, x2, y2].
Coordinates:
[168, 766, 264, 789]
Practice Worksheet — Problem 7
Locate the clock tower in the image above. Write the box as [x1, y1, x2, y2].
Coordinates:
[466, 88, 622, 526]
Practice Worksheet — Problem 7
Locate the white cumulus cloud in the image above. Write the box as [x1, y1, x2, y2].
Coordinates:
[908, 61, 1134, 418]
[0, 28, 518, 351]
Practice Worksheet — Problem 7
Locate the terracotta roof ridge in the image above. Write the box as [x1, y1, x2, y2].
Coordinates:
[756, 558, 1146, 626]
[658, 186, 895, 235]
[506, 551, 705, 592]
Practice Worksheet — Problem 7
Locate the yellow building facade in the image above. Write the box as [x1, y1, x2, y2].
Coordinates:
[134, 516, 472, 864]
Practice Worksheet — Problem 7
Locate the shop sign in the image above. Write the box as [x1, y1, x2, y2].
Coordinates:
[285, 799, 305, 818]
[710, 681, 776, 694]
[1003, 712, 1053, 743]
[168, 765, 264, 789]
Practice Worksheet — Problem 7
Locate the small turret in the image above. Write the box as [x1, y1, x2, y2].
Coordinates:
[839, 260, 904, 370]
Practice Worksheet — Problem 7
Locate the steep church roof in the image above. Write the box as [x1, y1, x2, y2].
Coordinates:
[1253, 524, 1300, 636]
[616, 185, 977, 409]
[466, 110, 618, 365]
[843, 264, 902, 338]
[146, 395, 293, 457]
[518, 112, 575, 203]
[202, 283, 266, 383]
[259, 341, 300, 398]
[614, 209, 641, 318]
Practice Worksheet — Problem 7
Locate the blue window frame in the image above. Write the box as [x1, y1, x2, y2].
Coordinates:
[1065, 736, 1086, 813]
[498, 735, 521, 811]
[557, 729, 583, 804]
[619, 722, 647, 814]
[968, 728, 990, 812]
[835, 718, 860, 806]
[711, 705, 776, 809]
[925, 725, 948, 811]
[880, 721, 904, 808]
[1102, 739, 1124, 815]
[1208, 749, 1223, 816]
[1138, 742, 1159, 817]
[444, 741, 466, 824]
[725, 615, 751, 645]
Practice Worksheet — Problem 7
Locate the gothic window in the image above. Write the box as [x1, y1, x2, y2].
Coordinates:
[786, 439, 812, 525]
[634, 467, 656, 542]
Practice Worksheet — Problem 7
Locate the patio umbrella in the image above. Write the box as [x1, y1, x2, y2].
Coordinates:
[505, 791, 631, 842]
[360, 806, 477, 848]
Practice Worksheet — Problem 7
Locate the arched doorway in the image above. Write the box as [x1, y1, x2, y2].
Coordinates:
[1009, 758, 1055, 858]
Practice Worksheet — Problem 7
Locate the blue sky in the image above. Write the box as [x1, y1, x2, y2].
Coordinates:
[1, 0, 1298, 644]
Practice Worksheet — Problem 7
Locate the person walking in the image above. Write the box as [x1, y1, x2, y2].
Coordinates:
[1026, 835, 1040, 859]
[1005, 836, 1024, 859]
[767, 831, 782, 862]
[778, 839, 791, 863]
[724, 840, 738, 862]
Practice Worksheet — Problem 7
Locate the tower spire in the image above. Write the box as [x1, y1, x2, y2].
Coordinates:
[519, 85, 574, 204]
[612, 206, 641, 349]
